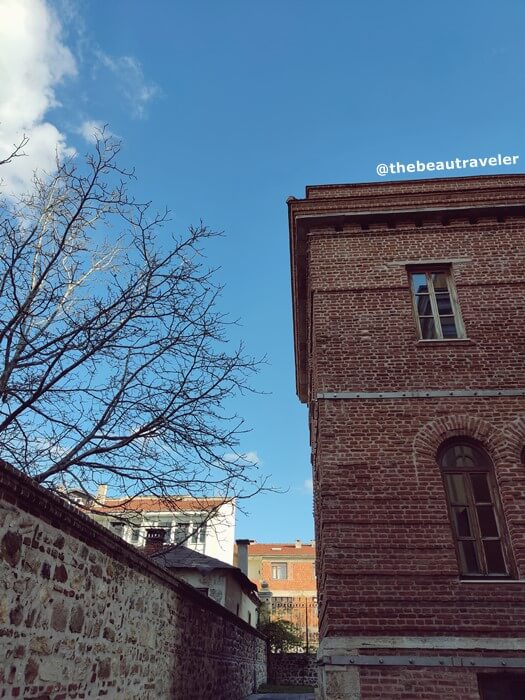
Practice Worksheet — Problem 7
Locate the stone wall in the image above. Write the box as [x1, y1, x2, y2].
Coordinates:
[268, 653, 317, 686]
[0, 462, 266, 699]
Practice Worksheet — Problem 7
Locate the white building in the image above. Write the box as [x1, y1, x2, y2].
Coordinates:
[150, 546, 260, 627]
[90, 487, 236, 565]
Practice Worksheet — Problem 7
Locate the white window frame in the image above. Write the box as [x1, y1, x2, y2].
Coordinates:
[271, 562, 288, 580]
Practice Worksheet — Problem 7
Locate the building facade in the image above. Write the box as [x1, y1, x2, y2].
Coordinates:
[288, 175, 525, 699]
[91, 489, 236, 564]
[237, 539, 318, 650]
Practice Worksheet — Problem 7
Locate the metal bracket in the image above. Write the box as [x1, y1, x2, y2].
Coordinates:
[323, 654, 525, 668]
[317, 388, 525, 400]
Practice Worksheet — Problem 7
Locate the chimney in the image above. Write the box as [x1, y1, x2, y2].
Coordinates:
[96, 484, 108, 503]
[144, 528, 167, 556]
[295, 539, 302, 549]
[235, 539, 253, 576]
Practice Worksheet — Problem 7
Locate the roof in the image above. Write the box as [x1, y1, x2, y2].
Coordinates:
[247, 543, 315, 557]
[92, 496, 228, 514]
[150, 545, 258, 595]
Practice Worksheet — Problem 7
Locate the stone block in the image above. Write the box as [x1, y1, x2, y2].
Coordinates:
[69, 604, 85, 633]
[51, 601, 67, 632]
[1, 530, 22, 567]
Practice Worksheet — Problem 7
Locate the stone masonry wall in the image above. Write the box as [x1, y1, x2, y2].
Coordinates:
[268, 653, 317, 687]
[0, 462, 266, 699]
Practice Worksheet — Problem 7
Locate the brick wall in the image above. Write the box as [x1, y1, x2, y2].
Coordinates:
[289, 175, 525, 699]
[0, 462, 266, 700]
[259, 559, 315, 594]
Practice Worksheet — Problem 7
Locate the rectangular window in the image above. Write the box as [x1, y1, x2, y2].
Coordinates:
[271, 563, 288, 580]
[409, 268, 465, 340]
[130, 527, 141, 544]
[191, 524, 206, 544]
[174, 522, 189, 544]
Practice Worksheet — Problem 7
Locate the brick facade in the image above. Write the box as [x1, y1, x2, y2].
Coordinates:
[288, 175, 525, 699]
[240, 541, 318, 648]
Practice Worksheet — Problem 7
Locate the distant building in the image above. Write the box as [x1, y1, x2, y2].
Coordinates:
[237, 539, 318, 649]
[90, 486, 236, 564]
[150, 544, 260, 627]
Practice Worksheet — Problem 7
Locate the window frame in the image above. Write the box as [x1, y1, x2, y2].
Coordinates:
[408, 265, 466, 341]
[438, 439, 513, 579]
[271, 562, 288, 580]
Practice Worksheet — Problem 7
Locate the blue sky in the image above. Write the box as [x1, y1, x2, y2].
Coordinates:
[1, 0, 524, 542]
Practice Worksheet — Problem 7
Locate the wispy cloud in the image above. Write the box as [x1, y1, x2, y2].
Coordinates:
[223, 451, 261, 467]
[0, 0, 76, 194]
[77, 120, 115, 144]
[96, 52, 161, 119]
[303, 478, 313, 492]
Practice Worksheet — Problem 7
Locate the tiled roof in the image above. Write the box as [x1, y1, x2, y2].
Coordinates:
[247, 543, 315, 557]
[92, 496, 227, 513]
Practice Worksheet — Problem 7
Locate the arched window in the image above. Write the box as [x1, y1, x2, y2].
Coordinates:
[439, 441, 510, 577]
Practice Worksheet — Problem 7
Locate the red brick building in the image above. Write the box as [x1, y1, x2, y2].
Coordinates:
[237, 540, 318, 649]
[288, 175, 525, 699]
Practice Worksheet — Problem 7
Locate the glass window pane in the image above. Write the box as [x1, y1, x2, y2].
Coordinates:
[459, 540, 481, 574]
[453, 506, 472, 536]
[432, 272, 449, 290]
[442, 444, 479, 469]
[416, 295, 433, 315]
[174, 522, 189, 543]
[419, 316, 437, 339]
[477, 506, 499, 537]
[446, 474, 468, 504]
[471, 473, 491, 502]
[272, 563, 288, 580]
[411, 273, 428, 294]
[436, 294, 452, 315]
[440, 316, 458, 338]
[484, 541, 507, 574]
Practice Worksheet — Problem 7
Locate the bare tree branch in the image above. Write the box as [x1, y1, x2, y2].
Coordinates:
[0, 133, 267, 510]
[0, 135, 29, 167]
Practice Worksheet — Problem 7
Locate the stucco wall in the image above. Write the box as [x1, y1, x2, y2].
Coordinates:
[0, 462, 266, 699]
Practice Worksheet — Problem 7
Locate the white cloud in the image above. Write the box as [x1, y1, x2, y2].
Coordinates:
[96, 52, 160, 119]
[304, 478, 313, 492]
[77, 120, 114, 144]
[223, 451, 261, 466]
[0, 0, 76, 195]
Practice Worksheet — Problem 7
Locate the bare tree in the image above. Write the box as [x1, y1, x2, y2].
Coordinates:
[0, 134, 264, 513]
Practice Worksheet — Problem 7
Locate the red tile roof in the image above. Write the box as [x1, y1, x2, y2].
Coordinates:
[92, 496, 228, 513]
[247, 543, 315, 557]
